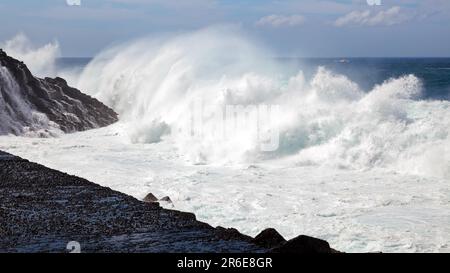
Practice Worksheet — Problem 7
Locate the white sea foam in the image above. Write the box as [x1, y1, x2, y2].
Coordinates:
[72, 27, 450, 178]
[1, 126, 449, 253]
[1, 29, 449, 252]
[0, 66, 59, 137]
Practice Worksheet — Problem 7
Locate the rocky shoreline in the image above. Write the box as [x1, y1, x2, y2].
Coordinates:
[0, 49, 118, 136]
[0, 150, 338, 253]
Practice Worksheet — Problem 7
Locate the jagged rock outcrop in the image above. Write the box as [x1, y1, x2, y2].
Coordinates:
[252, 228, 287, 249]
[143, 192, 159, 203]
[271, 235, 333, 254]
[0, 49, 117, 136]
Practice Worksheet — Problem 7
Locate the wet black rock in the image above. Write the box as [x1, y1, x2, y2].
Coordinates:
[271, 235, 332, 254]
[252, 228, 287, 249]
[0, 49, 118, 136]
[160, 196, 173, 203]
[216, 227, 254, 242]
[143, 193, 158, 203]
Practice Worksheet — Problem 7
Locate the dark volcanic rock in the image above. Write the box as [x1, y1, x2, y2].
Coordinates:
[0, 151, 263, 253]
[0, 49, 118, 136]
[216, 227, 254, 242]
[0, 150, 340, 253]
[252, 228, 287, 249]
[160, 196, 173, 203]
[143, 193, 158, 203]
[271, 235, 332, 254]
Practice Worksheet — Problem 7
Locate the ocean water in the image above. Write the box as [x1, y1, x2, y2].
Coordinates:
[57, 57, 450, 100]
[1, 28, 450, 252]
[282, 58, 450, 100]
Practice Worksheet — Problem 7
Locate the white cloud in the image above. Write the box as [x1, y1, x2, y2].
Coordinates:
[256, 14, 305, 27]
[334, 6, 409, 27]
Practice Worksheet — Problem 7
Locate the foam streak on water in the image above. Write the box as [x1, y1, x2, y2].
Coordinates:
[1, 127, 449, 253]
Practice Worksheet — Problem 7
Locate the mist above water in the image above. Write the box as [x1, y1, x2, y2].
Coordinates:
[0, 33, 59, 78]
[1, 28, 449, 178]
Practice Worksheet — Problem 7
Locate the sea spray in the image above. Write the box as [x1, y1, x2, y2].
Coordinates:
[0, 66, 56, 136]
[72, 27, 450, 178]
[0, 33, 60, 77]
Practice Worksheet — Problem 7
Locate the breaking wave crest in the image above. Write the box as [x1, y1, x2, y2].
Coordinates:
[1, 33, 60, 77]
[74, 27, 450, 178]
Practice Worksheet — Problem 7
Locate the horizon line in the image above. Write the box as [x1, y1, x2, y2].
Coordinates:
[57, 56, 450, 59]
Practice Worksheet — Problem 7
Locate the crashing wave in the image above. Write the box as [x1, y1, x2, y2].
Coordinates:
[72, 27, 450, 178]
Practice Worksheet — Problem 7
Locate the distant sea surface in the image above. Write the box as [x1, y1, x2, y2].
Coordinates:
[57, 57, 450, 100]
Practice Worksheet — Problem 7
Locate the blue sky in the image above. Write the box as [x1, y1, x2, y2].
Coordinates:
[0, 0, 449, 57]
